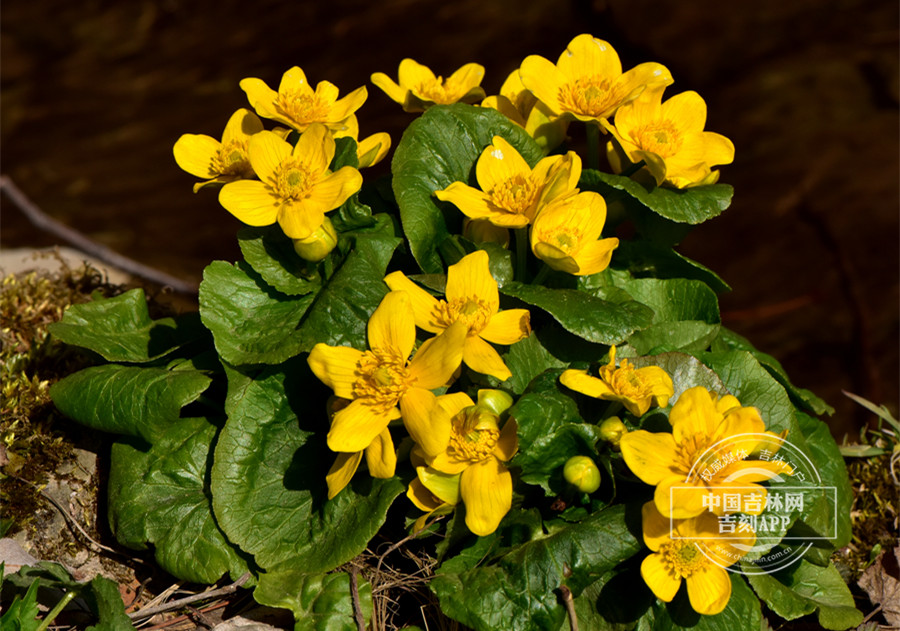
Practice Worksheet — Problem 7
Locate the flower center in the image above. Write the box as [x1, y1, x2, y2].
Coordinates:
[352, 349, 411, 409]
[414, 77, 458, 104]
[660, 540, 708, 578]
[559, 75, 620, 117]
[212, 140, 254, 179]
[434, 297, 492, 335]
[276, 90, 330, 127]
[489, 174, 539, 217]
[675, 432, 715, 474]
[544, 224, 584, 255]
[602, 359, 651, 399]
[447, 410, 499, 463]
[272, 160, 317, 201]
[634, 121, 682, 158]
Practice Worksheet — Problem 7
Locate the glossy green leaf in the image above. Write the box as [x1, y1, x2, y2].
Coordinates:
[392, 103, 544, 273]
[617, 278, 720, 324]
[48, 288, 197, 362]
[50, 364, 212, 444]
[628, 351, 727, 402]
[640, 573, 761, 631]
[504, 334, 567, 395]
[210, 361, 405, 575]
[628, 321, 720, 355]
[501, 282, 654, 345]
[745, 560, 863, 630]
[238, 225, 322, 296]
[108, 417, 248, 584]
[254, 568, 371, 631]
[611, 240, 731, 293]
[431, 505, 641, 631]
[200, 260, 316, 365]
[84, 576, 134, 631]
[580, 170, 733, 225]
[0, 575, 40, 631]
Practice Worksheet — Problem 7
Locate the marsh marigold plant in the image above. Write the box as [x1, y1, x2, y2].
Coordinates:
[48, 34, 859, 631]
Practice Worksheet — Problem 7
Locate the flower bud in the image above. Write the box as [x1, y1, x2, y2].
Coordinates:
[475, 389, 514, 416]
[563, 455, 601, 493]
[463, 218, 510, 247]
[598, 416, 627, 447]
[293, 217, 338, 262]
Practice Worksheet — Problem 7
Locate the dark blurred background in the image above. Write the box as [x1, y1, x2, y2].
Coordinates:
[2, 0, 897, 437]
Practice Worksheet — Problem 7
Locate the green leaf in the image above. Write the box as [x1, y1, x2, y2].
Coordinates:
[210, 361, 405, 575]
[48, 288, 198, 362]
[392, 103, 544, 273]
[745, 560, 863, 629]
[108, 417, 248, 584]
[200, 260, 316, 365]
[504, 334, 568, 395]
[639, 572, 762, 631]
[50, 364, 212, 444]
[238, 225, 322, 296]
[331, 136, 359, 170]
[711, 328, 834, 415]
[431, 505, 642, 631]
[617, 278, 720, 324]
[509, 388, 602, 493]
[580, 170, 733, 225]
[628, 321, 720, 355]
[611, 240, 731, 293]
[0, 575, 40, 631]
[254, 568, 371, 631]
[501, 282, 654, 345]
[83, 576, 134, 631]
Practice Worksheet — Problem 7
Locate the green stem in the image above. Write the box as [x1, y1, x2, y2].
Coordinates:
[586, 122, 601, 171]
[531, 263, 551, 286]
[37, 588, 79, 631]
[515, 227, 529, 283]
[619, 159, 646, 178]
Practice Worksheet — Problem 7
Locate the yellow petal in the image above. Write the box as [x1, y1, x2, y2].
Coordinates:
[445, 250, 498, 308]
[641, 552, 681, 603]
[435, 182, 496, 221]
[475, 136, 531, 194]
[614, 62, 674, 109]
[462, 335, 511, 381]
[365, 427, 397, 478]
[249, 130, 292, 183]
[418, 466, 461, 505]
[435, 392, 475, 418]
[279, 66, 311, 94]
[329, 85, 368, 123]
[357, 132, 391, 168]
[240, 77, 278, 118]
[370, 71, 407, 105]
[558, 35, 621, 83]
[572, 237, 619, 276]
[482, 94, 527, 127]
[399, 388, 451, 459]
[307, 343, 364, 399]
[326, 451, 363, 500]
[368, 290, 417, 359]
[327, 398, 394, 453]
[407, 476, 444, 512]
[619, 430, 680, 486]
[218, 180, 278, 226]
[460, 458, 512, 536]
[480, 309, 531, 345]
[718, 405, 766, 440]
[660, 90, 707, 134]
[641, 500, 673, 552]
[383, 271, 443, 334]
[493, 418, 518, 462]
[518, 55, 566, 115]
[407, 321, 466, 389]
[308, 166, 363, 211]
[686, 565, 732, 615]
[447, 63, 485, 94]
[670, 386, 722, 445]
[221, 108, 264, 144]
[655, 477, 707, 519]
[559, 369, 614, 399]
[293, 123, 335, 173]
[398, 58, 437, 92]
[173, 134, 221, 178]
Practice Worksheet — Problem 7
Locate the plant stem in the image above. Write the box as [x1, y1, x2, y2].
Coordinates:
[532, 263, 551, 286]
[515, 227, 529, 283]
[37, 589, 79, 631]
[619, 159, 646, 178]
[586, 122, 601, 171]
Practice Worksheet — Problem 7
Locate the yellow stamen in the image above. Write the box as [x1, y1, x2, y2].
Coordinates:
[276, 90, 330, 127]
[635, 121, 682, 157]
[660, 540, 708, 578]
[272, 160, 316, 201]
[212, 140, 254, 178]
[558, 75, 621, 117]
[352, 350, 412, 409]
[434, 297, 492, 335]
[488, 174, 539, 216]
[447, 409, 499, 463]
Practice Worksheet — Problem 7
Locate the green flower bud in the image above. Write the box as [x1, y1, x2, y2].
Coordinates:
[475, 389, 514, 416]
[598, 416, 627, 447]
[563, 455, 601, 493]
[292, 217, 338, 262]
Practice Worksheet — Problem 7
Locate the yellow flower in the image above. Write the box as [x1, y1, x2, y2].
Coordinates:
[371, 59, 485, 112]
[173, 108, 263, 192]
[619, 386, 792, 519]
[605, 88, 735, 188]
[434, 136, 580, 228]
[218, 125, 362, 239]
[356, 132, 392, 168]
[529, 191, 619, 275]
[640, 501, 753, 615]
[560, 346, 673, 416]
[519, 34, 672, 124]
[323, 398, 397, 500]
[292, 216, 338, 262]
[415, 390, 518, 536]
[307, 290, 466, 457]
[383, 250, 531, 381]
[482, 69, 569, 152]
[240, 66, 367, 134]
